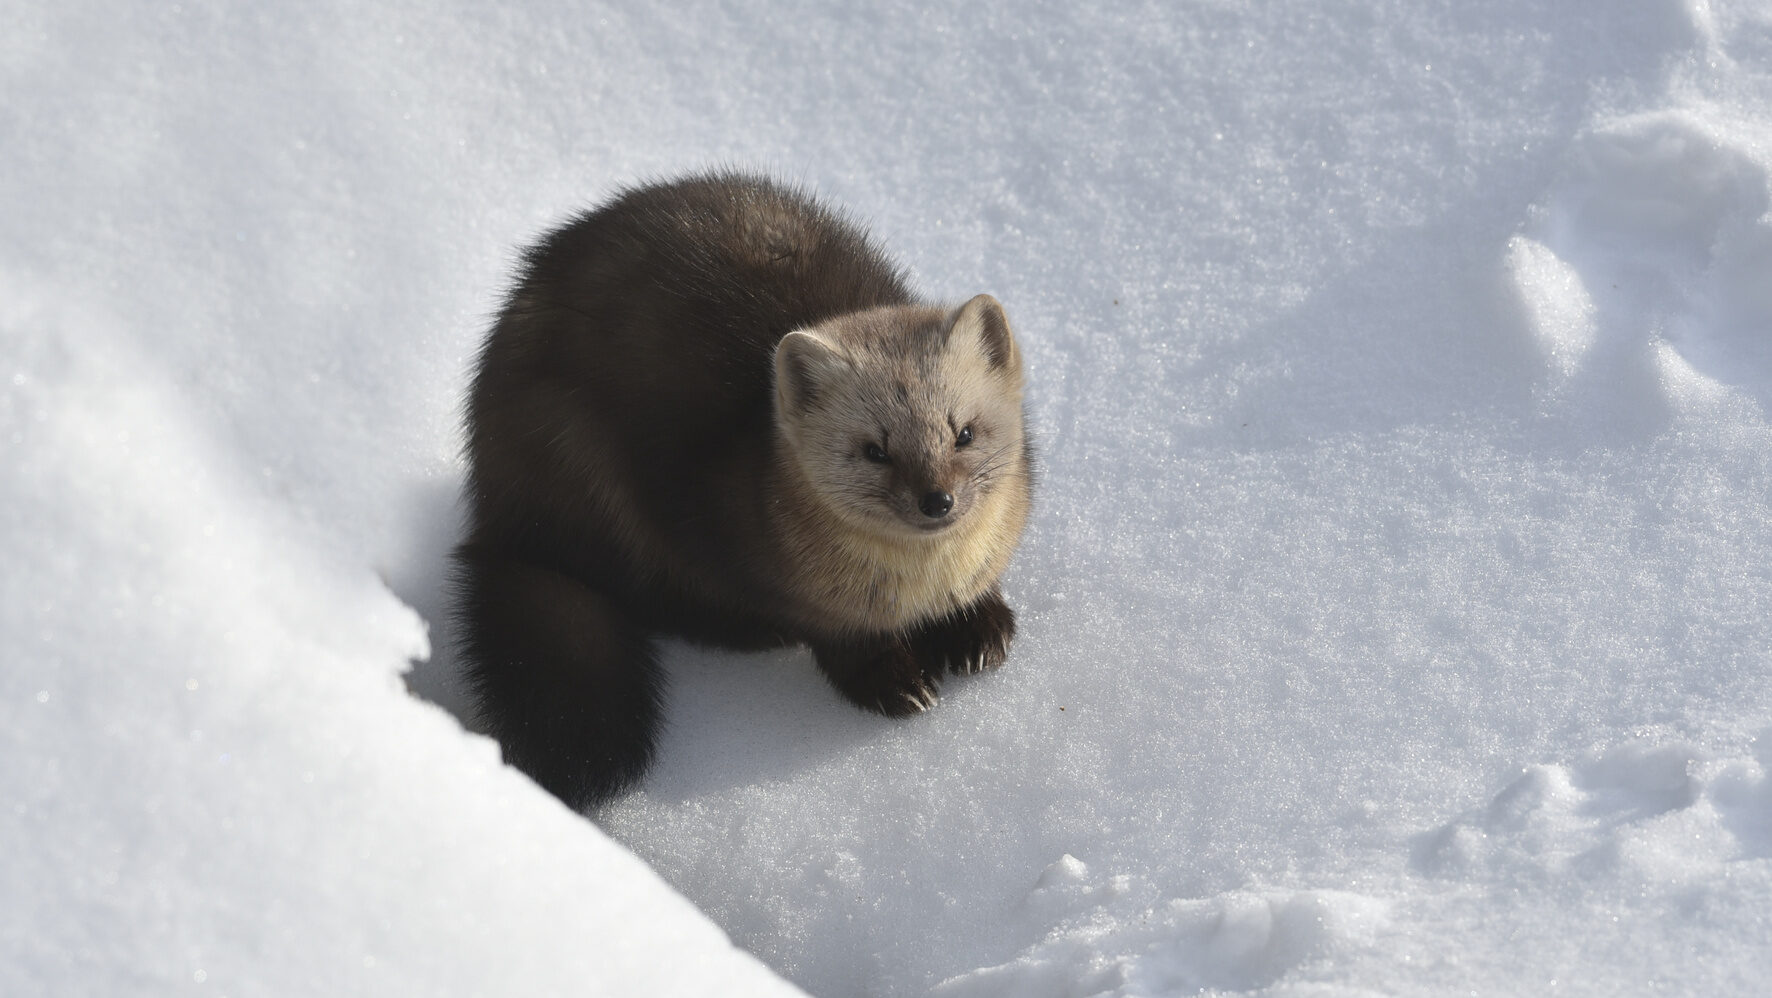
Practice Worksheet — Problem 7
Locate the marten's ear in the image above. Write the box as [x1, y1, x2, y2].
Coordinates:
[775, 329, 847, 415]
[945, 294, 1021, 376]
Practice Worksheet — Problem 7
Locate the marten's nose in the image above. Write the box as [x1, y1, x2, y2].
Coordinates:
[920, 491, 954, 518]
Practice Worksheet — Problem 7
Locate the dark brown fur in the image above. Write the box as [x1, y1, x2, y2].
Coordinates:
[453, 173, 1031, 807]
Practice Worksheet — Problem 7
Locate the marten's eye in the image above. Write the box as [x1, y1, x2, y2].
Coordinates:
[863, 443, 890, 463]
[955, 425, 974, 448]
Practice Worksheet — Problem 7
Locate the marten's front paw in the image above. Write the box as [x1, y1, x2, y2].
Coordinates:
[813, 639, 941, 716]
[883, 668, 942, 716]
[919, 590, 1017, 676]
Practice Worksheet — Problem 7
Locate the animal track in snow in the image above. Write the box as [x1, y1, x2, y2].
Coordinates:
[933, 855, 1388, 997]
[1414, 735, 1772, 887]
[1508, 112, 1772, 418]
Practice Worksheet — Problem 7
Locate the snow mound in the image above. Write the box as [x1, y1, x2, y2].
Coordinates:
[1512, 110, 1772, 420]
[1414, 737, 1772, 884]
[936, 857, 1387, 998]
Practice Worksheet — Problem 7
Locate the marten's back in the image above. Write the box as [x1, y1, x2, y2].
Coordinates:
[460, 175, 913, 621]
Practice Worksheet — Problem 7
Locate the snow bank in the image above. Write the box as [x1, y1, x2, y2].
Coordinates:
[0, 288, 801, 993]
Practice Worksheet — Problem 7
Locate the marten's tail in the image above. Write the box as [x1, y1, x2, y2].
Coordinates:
[451, 543, 663, 808]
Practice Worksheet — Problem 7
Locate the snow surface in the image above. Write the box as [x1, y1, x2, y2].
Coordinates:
[6, 0, 1772, 995]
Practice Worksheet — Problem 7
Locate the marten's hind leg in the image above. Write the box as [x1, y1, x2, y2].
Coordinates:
[452, 546, 663, 808]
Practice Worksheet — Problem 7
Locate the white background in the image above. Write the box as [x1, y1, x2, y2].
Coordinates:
[6, 1, 1771, 995]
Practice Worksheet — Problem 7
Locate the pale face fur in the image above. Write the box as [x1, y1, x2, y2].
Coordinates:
[775, 295, 1026, 539]
[771, 295, 1031, 631]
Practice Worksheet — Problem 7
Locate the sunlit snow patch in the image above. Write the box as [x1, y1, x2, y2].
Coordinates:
[1507, 235, 1596, 383]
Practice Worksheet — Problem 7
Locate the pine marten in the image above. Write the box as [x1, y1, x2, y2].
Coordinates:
[452, 173, 1033, 808]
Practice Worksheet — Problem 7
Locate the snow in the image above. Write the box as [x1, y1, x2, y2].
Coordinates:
[5, 0, 1771, 995]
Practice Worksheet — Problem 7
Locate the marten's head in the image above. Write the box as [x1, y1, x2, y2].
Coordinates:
[774, 294, 1028, 539]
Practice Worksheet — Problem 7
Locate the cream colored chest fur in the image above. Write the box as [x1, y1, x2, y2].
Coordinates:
[780, 482, 1026, 633]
